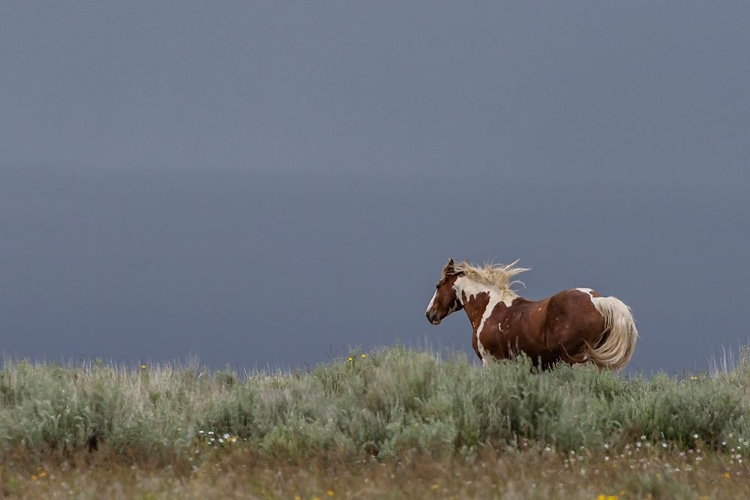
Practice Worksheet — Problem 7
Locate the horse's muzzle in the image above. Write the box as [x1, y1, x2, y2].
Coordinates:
[425, 312, 441, 325]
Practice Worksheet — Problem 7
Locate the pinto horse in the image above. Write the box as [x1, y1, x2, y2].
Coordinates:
[425, 259, 638, 370]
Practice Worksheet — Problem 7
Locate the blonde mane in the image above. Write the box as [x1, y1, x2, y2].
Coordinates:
[453, 260, 530, 294]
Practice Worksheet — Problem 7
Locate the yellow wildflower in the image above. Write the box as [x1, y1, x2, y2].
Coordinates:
[725, 472, 730, 479]
[360, 354, 366, 358]
[327, 491, 335, 497]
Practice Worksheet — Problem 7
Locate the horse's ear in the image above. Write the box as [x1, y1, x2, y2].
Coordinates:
[443, 258, 456, 276]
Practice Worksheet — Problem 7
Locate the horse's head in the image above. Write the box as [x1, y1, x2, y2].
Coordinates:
[425, 258, 465, 325]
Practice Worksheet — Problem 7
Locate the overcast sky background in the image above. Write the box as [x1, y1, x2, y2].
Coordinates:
[2, 2, 749, 374]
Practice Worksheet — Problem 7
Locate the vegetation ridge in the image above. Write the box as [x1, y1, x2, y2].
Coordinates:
[1, 347, 749, 498]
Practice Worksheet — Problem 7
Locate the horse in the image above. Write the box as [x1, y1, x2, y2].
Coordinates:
[425, 259, 638, 370]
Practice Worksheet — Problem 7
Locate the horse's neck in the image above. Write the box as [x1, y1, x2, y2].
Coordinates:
[456, 278, 517, 330]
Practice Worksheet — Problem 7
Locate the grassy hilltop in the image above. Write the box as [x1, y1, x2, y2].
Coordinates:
[1, 347, 749, 499]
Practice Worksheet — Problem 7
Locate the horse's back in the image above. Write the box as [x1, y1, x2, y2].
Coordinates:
[547, 287, 605, 322]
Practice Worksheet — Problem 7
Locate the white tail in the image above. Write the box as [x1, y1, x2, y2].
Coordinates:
[587, 296, 639, 371]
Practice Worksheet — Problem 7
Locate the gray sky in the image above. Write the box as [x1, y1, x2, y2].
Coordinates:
[2, 2, 749, 373]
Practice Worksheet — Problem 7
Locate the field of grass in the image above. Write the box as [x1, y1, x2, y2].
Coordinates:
[1, 346, 749, 499]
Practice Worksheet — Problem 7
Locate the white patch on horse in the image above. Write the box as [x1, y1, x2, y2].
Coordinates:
[576, 288, 604, 314]
[477, 343, 489, 367]
[589, 295, 611, 319]
[454, 276, 481, 305]
[451, 275, 517, 367]
[475, 290, 514, 366]
[425, 290, 437, 313]
[455, 276, 515, 308]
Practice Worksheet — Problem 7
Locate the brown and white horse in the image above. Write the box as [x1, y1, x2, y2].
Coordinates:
[425, 259, 638, 370]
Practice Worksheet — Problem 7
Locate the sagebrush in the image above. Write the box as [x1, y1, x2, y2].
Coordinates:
[2, 346, 749, 465]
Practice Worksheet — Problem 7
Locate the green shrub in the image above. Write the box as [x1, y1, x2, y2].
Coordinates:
[1, 346, 749, 464]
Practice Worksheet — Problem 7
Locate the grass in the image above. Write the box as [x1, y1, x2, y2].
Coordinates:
[1, 346, 750, 498]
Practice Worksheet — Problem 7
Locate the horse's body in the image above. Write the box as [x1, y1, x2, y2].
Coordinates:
[425, 259, 638, 370]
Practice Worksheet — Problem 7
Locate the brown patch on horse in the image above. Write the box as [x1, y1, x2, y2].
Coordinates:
[462, 291, 490, 355]
[462, 291, 489, 331]
[542, 290, 608, 365]
[479, 296, 563, 368]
